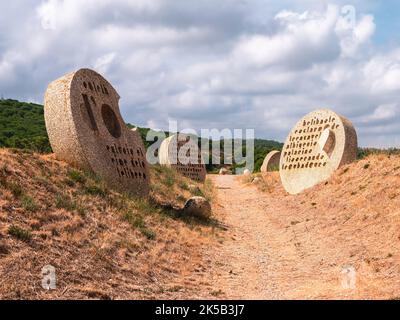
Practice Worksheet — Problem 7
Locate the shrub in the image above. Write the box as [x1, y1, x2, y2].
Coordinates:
[191, 187, 205, 198]
[164, 172, 175, 187]
[67, 169, 86, 184]
[133, 198, 157, 215]
[77, 206, 87, 218]
[84, 183, 108, 197]
[141, 228, 156, 240]
[179, 182, 189, 191]
[8, 182, 24, 198]
[21, 195, 39, 212]
[56, 194, 77, 212]
[64, 179, 76, 187]
[123, 211, 156, 240]
[8, 225, 32, 242]
[153, 165, 177, 187]
[203, 179, 214, 203]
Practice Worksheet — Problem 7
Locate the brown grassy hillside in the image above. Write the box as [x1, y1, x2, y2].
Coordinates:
[243, 154, 400, 299]
[0, 148, 220, 300]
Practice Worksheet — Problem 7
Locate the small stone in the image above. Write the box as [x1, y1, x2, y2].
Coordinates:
[219, 168, 230, 175]
[252, 177, 262, 184]
[183, 197, 212, 219]
[243, 169, 251, 176]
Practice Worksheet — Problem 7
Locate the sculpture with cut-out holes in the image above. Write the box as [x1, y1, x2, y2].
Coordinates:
[159, 134, 207, 182]
[280, 109, 357, 194]
[44, 68, 150, 195]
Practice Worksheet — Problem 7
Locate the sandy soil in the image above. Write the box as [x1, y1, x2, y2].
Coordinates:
[185, 156, 400, 299]
[205, 175, 283, 299]
[1, 150, 399, 300]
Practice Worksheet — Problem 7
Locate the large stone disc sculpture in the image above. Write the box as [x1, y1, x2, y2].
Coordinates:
[44, 68, 150, 196]
[159, 134, 207, 182]
[280, 109, 357, 194]
[261, 151, 281, 173]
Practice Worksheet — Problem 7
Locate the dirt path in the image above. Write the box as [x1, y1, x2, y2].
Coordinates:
[198, 175, 290, 299]
[204, 175, 283, 299]
[188, 172, 400, 300]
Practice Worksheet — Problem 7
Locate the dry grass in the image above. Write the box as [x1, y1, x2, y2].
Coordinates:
[150, 165, 214, 208]
[0, 148, 220, 300]
[236, 153, 400, 299]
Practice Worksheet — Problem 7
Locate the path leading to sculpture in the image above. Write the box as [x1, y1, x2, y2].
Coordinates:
[190, 170, 399, 300]
[201, 175, 292, 299]
[200, 175, 279, 299]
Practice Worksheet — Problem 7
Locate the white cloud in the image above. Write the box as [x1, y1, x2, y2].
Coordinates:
[233, 5, 340, 69]
[93, 52, 116, 74]
[360, 104, 400, 123]
[363, 50, 400, 94]
[336, 14, 375, 57]
[0, 1, 399, 147]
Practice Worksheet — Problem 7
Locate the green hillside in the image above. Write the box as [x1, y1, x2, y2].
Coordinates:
[3, 98, 398, 173]
[0, 99, 284, 172]
[253, 139, 283, 172]
[127, 126, 284, 172]
[0, 99, 51, 153]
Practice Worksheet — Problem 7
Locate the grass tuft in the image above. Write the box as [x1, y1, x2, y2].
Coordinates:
[84, 182, 108, 197]
[67, 169, 86, 184]
[141, 228, 156, 240]
[56, 194, 77, 211]
[123, 210, 157, 240]
[8, 182, 24, 198]
[179, 181, 189, 191]
[21, 195, 39, 212]
[8, 225, 32, 242]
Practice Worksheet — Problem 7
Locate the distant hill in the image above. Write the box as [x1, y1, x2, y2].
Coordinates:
[0, 99, 284, 171]
[126, 125, 284, 172]
[2, 98, 400, 172]
[0, 99, 51, 153]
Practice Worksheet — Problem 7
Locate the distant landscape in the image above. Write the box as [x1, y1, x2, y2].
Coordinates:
[0, 99, 51, 153]
[1, 99, 399, 172]
[3, 0, 400, 304]
[0, 99, 284, 172]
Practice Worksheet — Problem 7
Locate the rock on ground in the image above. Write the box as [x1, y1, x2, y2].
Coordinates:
[183, 197, 212, 219]
[219, 168, 230, 175]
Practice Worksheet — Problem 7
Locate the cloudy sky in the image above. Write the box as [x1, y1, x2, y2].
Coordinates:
[1, 0, 400, 147]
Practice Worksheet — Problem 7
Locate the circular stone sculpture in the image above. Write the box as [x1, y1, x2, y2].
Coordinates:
[280, 109, 357, 195]
[159, 134, 206, 182]
[44, 68, 150, 196]
[261, 151, 281, 173]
